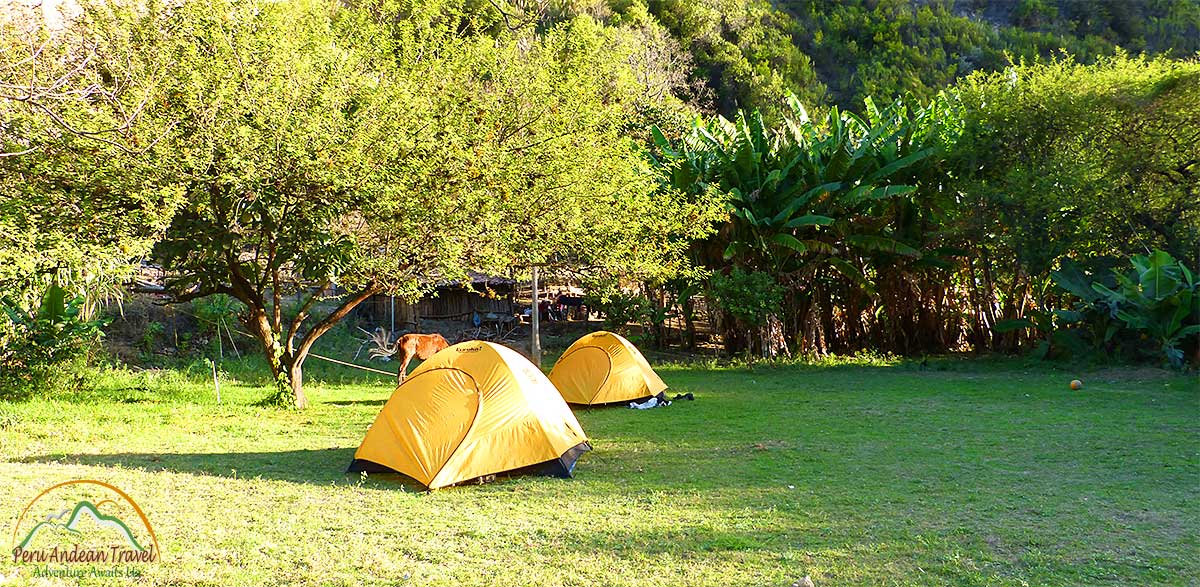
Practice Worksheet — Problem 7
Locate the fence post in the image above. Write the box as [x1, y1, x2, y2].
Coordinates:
[531, 266, 541, 368]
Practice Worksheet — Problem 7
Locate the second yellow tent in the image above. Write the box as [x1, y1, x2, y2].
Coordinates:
[549, 331, 667, 405]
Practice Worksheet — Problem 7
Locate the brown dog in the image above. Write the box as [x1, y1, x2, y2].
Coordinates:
[393, 333, 449, 384]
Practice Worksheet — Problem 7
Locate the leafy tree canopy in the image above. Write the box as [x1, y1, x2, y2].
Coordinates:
[0, 0, 188, 303]
[139, 0, 717, 406]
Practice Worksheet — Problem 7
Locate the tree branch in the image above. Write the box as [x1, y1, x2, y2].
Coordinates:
[153, 278, 234, 303]
[285, 279, 330, 354]
[486, 0, 545, 31]
[292, 281, 382, 367]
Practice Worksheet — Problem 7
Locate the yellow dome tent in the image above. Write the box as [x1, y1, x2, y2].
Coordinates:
[348, 341, 591, 489]
[548, 331, 667, 405]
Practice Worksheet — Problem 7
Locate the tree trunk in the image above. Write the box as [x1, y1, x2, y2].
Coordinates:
[236, 282, 379, 409]
[965, 257, 987, 351]
[846, 288, 864, 353]
[818, 286, 837, 354]
[758, 314, 789, 358]
[530, 266, 540, 367]
[243, 307, 294, 405]
[979, 246, 999, 350]
[794, 295, 814, 354]
[286, 282, 381, 406]
[245, 309, 306, 409]
[288, 360, 307, 409]
[719, 309, 748, 355]
[720, 311, 790, 358]
[682, 296, 696, 350]
[645, 283, 664, 349]
[803, 297, 827, 357]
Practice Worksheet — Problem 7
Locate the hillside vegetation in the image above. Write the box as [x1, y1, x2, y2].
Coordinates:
[546, 0, 1200, 115]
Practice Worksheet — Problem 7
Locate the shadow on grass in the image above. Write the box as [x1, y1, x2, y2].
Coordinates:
[17, 449, 582, 493]
[17, 448, 426, 487]
[325, 399, 388, 406]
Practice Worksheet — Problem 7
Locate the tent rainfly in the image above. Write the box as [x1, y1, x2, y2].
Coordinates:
[348, 341, 591, 489]
[548, 331, 667, 405]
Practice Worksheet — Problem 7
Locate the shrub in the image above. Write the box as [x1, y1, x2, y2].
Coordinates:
[584, 290, 649, 333]
[192, 293, 243, 334]
[1051, 250, 1199, 367]
[707, 268, 784, 328]
[1093, 251, 1199, 367]
[0, 281, 107, 398]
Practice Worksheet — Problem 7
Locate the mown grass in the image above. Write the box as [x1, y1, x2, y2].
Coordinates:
[0, 355, 1196, 586]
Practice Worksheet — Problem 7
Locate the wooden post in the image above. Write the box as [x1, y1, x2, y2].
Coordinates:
[531, 265, 541, 367]
[224, 320, 241, 358]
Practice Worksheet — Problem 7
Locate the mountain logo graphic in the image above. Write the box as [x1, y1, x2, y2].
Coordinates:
[17, 500, 147, 552]
[11, 479, 160, 565]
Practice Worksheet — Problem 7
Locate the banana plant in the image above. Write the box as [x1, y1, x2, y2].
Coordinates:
[651, 92, 962, 354]
[653, 95, 932, 277]
[1, 278, 106, 372]
[1049, 257, 1122, 347]
[1091, 250, 1200, 367]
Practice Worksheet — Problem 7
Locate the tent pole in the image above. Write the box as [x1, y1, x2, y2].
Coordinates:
[531, 266, 541, 367]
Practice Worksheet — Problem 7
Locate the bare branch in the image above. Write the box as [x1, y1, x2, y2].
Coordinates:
[293, 282, 383, 366]
[0, 146, 41, 157]
[285, 279, 331, 354]
[486, 0, 547, 31]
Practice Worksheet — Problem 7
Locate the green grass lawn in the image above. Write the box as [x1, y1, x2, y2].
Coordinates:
[1, 357, 1197, 586]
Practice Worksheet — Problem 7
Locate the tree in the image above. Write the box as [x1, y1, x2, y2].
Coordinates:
[147, 0, 712, 407]
[946, 55, 1200, 353]
[645, 0, 827, 118]
[0, 0, 187, 305]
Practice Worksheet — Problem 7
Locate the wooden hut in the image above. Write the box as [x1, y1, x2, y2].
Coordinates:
[357, 272, 517, 330]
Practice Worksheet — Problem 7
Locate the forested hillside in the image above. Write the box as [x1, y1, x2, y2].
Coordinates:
[544, 0, 1200, 114]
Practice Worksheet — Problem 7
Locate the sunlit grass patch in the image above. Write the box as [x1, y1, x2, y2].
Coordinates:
[0, 359, 1196, 586]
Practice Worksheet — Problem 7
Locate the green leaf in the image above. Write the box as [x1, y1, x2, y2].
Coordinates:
[1179, 263, 1195, 288]
[1092, 282, 1126, 303]
[37, 280, 66, 323]
[866, 148, 934, 182]
[1173, 324, 1200, 341]
[768, 233, 808, 254]
[844, 235, 921, 257]
[842, 184, 917, 207]
[828, 258, 876, 296]
[1139, 250, 1181, 301]
[1051, 260, 1099, 302]
[911, 257, 953, 271]
[772, 182, 841, 224]
[783, 215, 834, 228]
[1103, 322, 1121, 342]
[786, 94, 810, 124]
[994, 318, 1034, 333]
[797, 239, 837, 255]
[1033, 339, 1050, 360]
[1114, 309, 1148, 329]
[723, 241, 749, 261]
[650, 127, 682, 161]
